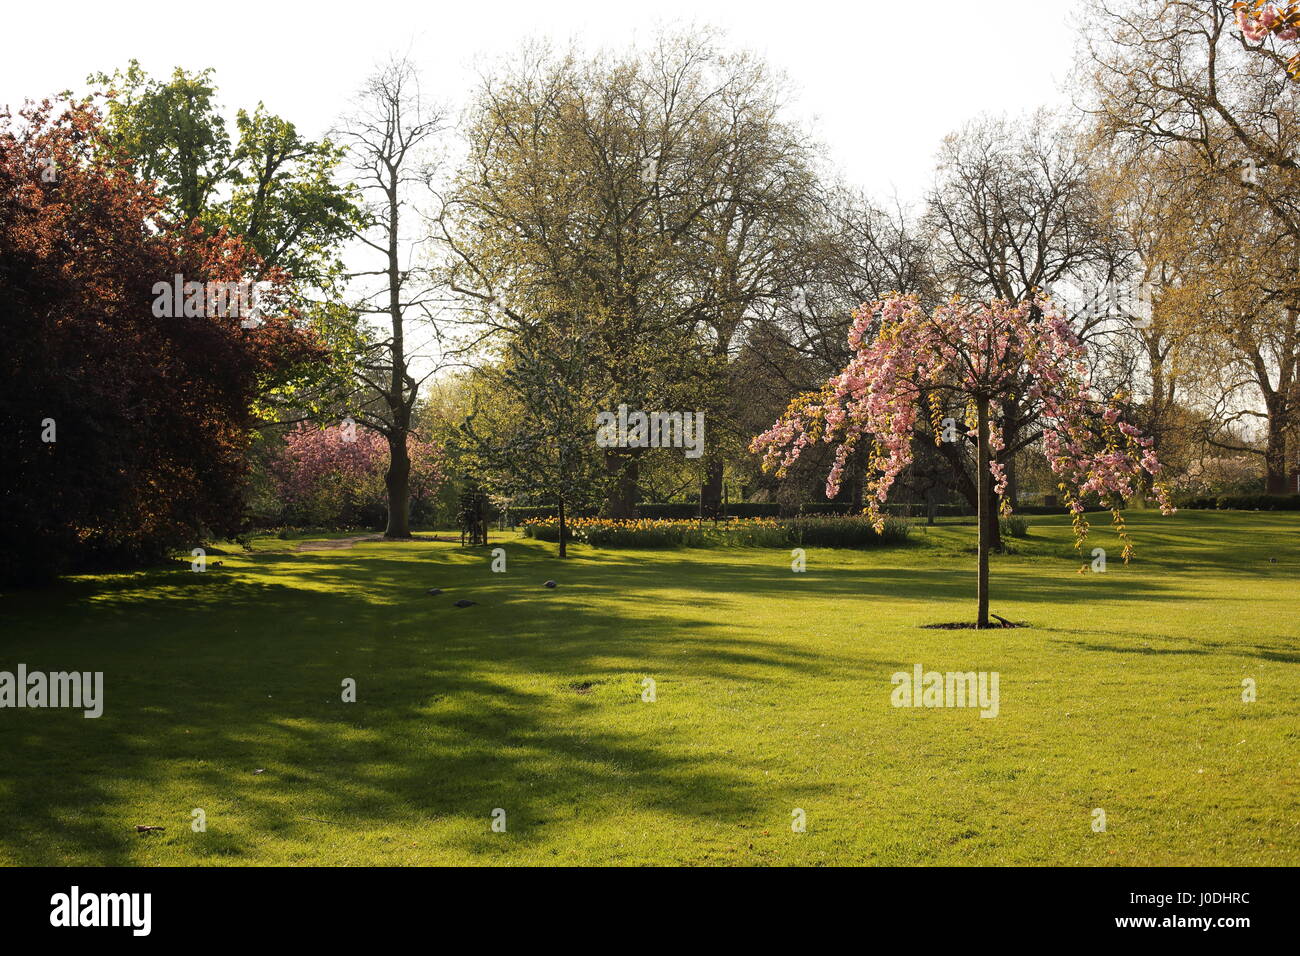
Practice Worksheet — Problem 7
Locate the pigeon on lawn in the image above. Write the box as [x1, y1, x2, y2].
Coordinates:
[543, 580, 557, 589]
[453, 599, 477, 608]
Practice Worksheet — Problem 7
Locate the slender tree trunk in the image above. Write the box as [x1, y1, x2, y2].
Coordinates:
[384, 433, 411, 538]
[558, 499, 568, 559]
[976, 396, 991, 628]
[1265, 396, 1289, 494]
[382, 170, 411, 539]
[605, 451, 639, 518]
[1140, 344, 1171, 499]
[700, 459, 724, 519]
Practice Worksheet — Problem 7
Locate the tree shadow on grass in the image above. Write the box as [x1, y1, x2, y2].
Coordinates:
[0, 550, 864, 864]
[0, 530, 1277, 864]
[1040, 628, 1300, 664]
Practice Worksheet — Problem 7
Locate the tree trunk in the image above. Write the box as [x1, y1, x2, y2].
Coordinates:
[1140, 348, 1169, 499]
[383, 165, 411, 540]
[558, 498, 568, 559]
[605, 450, 639, 518]
[384, 433, 411, 538]
[700, 459, 724, 519]
[976, 396, 991, 628]
[849, 468, 866, 514]
[1265, 399, 1289, 494]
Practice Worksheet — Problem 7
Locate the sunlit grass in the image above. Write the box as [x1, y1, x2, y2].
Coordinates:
[0, 511, 1295, 865]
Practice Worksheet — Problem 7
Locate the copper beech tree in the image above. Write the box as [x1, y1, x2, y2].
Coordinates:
[1, 99, 322, 582]
[753, 294, 1175, 628]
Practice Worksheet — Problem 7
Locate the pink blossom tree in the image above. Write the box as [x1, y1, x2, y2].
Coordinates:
[272, 423, 445, 528]
[752, 294, 1175, 628]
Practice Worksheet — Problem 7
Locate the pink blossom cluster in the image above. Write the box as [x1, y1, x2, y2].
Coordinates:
[272, 423, 444, 512]
[751, 294, 1175, 545]
[275, 424, 386, 505]
[1238, 3, 1300, 43]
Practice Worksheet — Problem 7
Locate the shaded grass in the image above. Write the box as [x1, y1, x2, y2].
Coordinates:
[0, 511, 1296, 865]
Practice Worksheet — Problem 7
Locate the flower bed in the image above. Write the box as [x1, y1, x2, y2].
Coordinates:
[520, 515, 911, 549]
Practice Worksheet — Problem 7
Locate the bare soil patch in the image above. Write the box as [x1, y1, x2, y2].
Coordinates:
[296, 533, 450, 552]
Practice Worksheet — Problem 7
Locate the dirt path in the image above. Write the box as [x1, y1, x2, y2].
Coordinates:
[296, 533, 451, 552]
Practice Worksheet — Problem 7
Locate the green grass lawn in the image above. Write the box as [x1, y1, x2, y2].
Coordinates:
[1, 511, 1296, 866]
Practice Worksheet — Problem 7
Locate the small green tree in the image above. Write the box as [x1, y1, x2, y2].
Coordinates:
[457, 323, 604, 558]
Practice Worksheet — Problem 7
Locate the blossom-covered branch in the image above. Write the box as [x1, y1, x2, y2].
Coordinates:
[1235, 2, 1300, 78]
[752, 295, 1175, 564]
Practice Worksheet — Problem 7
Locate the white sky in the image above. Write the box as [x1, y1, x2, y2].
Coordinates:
[2, 0, 1079, 206]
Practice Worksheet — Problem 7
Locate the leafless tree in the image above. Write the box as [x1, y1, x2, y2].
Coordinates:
[1083, 0, 1300, 490]
[335, 57, 450, 537]
[925, 110, 1111, 305]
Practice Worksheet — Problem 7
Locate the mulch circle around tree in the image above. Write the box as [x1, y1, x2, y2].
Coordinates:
[922, 616, 1029, 630]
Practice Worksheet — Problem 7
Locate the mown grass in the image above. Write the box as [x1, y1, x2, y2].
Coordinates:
[0, 510, 1296, 866]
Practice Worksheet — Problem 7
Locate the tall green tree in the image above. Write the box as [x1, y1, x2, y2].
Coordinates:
[441, 32, 802, 517]
[90, 61, 358, 282]
[89, 61, 364, 423]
